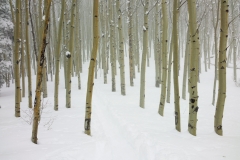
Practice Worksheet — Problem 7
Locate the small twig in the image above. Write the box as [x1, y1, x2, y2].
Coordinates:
[228, 13, 240, 27]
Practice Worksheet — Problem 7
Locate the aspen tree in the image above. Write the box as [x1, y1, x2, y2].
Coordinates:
[172, 0, 181, 131]
[166, 35, 173, 103]
[20, 1, 25, 98]
[182, 28, 190, 100]
[25, 0, 32, 108]
[116, 0, 126, 95]
[54, 0, 65, 110]
[128, 0, 134, 86]
[84, 0, 99, 136]
[31, 0, 52, 144]
[139, 0, 149, 109]
[230, 0, 237, 83]
[214, 0, 229, 136]
[75, 1, 81, 89]
[66, 0, 76, 108]
[212, 0, 220, 106]
[9, 0, 15, 23]
[109, 0, 116, 92]
[187, 0, 200, 136]
[14, 0, 21, 117]
[158, 0, 168, 115]
[154, 2, 160, 87]
[100, 0, 107, 84]
[135, 5, 140, 73]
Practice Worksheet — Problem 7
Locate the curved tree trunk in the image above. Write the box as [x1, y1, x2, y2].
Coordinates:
[84, 0, 99, 136]
[31, 0, 52, 144]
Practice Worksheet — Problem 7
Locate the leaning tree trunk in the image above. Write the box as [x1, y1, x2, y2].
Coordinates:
[214, 0, 228, 136]
[31, 0, 52, 144]
[187, 0, 200, 136]
[84, 0, 99, 136]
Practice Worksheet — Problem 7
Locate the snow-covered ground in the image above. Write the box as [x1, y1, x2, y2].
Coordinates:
[0, 56, 240, 160]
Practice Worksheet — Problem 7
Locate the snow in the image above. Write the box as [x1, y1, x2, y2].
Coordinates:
[42, 15, 45, 21]
[65, 51, 71, 56]
[143, 26, 147, 31]
[0, 54, 240, 160]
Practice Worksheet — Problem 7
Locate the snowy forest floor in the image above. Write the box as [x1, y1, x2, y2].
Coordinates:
[0, 56, 240, 160]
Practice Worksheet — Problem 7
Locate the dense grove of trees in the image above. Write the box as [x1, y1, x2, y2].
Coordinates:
[0, 0, 240, 144]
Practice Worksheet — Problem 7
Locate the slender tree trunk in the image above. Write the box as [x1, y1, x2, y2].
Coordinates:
[84, 0, 99, 136]
[66, 0, 76, 108]
[128, 1, 134, 86]
[139, 0, 149, 109]
[187, 0, 200, 136]
[166, 34, 173, 103]
[182, 28, 189, 100]
[25, 0, 32, 108]
[214, 0, 228, 136]
[212, 1, 220, 106]
[154, 2, 160, 87]
[20, 2, 25, 98]
[31, 0, 52, 144]
[14, 0, 21, 117]
[54, 0, 65, 111]
[158, 0, 168, 115]
[109, 0, 116, 92]
[172, 0, 181, 132]
[116, 0, 126, 95]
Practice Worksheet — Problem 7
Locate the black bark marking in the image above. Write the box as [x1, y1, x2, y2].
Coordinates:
[188, 123, 194, 129]
[217, 125, 222, 130]
[85, 119, 91, 130]
[193, 106, 199, 112]
[221, 66, 225, 69]
[175, 112, 178, 125]
[66, 54, 71, 58]
[190, 99, 195, 103]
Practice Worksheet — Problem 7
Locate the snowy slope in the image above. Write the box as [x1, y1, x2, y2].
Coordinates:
[0, 56, 240, 160]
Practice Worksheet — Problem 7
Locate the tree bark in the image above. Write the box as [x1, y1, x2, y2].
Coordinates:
[25, 0, 32, 108]
[158, 0, 168, 115]
[116, 0, 126, 95]
[31, 0, 52, 144]
[14, 0, 21, 117]
[66, 0, 76, 108]
[84, 0, 99, 136]
[214, 0, 228, 136]
[139, 0, 149, 109]
[187, 0, 200, 136]
[172, 0, 181, 132]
